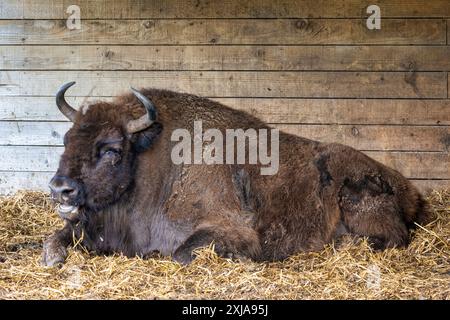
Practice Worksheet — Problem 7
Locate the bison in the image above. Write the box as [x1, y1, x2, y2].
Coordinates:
[42, 82, 434, 266]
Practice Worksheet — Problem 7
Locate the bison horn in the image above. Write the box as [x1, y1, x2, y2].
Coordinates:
[56, 81, 77, 122]
[127, 87, 157, 133]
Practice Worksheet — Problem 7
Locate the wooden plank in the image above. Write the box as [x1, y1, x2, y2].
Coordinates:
[2, 0, 449, 19]
[0, 71, 446, 99]
[277, 124, 450, 152]
[0, 96, 110, 121]
[0, 146, 62, 171]
[0, 121, 70, 146]
[0, 171, 53, 194]
[1, 121, 448, 151]
[0, 146, 446, 179]
[216, 99, 450, 125]
[364, 151, 450, 179]
[0, 173, 447, 195]
[2, 97, 450, 126]
[2, 45, 450, 71]
[0, 19, 445, 45]
[0, 0, 23, 19]
[410, 179, 450, 194]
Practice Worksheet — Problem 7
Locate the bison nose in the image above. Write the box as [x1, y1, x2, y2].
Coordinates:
[49, 176, 81, 202]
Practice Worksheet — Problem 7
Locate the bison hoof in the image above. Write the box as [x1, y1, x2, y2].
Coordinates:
[172, 250, 195, 265]
[42, 240, 67, 267]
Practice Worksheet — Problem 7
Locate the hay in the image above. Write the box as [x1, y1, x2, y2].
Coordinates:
[0, 190, 449, 300]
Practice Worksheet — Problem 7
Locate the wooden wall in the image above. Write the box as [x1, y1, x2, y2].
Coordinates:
[0, 0, 449, 194]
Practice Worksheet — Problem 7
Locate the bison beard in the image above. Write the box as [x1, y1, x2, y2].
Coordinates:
[42, 83, 435, 267]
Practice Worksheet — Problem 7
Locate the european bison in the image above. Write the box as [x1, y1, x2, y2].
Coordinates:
[43, 82, 434, 266]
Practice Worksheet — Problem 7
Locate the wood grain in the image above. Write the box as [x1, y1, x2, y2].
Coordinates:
[448, 20, 450, 45]
[1, 121, 448, 151]
[2, 0, 449, 19]
[0, 121, 69, 146]
[278, 124, 450, 152]
[2, 45, 450, 71]
[0, 0, 24, 19]
[0, 146, 61, 171]
[0, 19, 445, 45]
[448, 71, 450, 98]
[0, 146, 447, 179]
[0, 71, 446, 98]
[0, 171, 53, 194]
[410, 179, 450, 194]
[0, 173, 447, 195]
[0, 96, 112, 121]
[2, 97, 450, 125]
[217, 99, 450, 125]
[365, 151, 450, 179]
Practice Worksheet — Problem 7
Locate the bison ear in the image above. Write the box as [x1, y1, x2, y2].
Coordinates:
[132, 122, 163, 153]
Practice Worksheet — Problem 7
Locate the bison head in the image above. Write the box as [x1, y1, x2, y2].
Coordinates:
[49, 82, 162, 220]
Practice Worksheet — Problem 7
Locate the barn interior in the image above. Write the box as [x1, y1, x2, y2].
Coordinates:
[0, 0, 449, 299]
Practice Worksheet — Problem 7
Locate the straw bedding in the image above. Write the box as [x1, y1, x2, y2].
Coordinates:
[0, 190, 448, 299]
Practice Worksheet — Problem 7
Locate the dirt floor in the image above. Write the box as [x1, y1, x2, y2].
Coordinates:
[0, 190, 448, 299]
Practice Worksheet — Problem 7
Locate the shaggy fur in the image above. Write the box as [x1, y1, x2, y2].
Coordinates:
[43, 89, 435, 266]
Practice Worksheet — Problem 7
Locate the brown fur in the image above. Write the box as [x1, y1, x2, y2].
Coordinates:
[43, 89, 435, 266]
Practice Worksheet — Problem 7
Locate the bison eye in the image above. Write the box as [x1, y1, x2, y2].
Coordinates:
[99, 147, 121, 158]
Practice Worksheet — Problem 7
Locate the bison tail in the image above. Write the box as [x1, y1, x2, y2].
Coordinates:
[413, 193, 435, 226]
[401, 185, 436, 230]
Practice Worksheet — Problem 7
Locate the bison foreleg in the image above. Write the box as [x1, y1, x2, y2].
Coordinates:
[42, 222, 74, 267]
[172, 223, 261, 265]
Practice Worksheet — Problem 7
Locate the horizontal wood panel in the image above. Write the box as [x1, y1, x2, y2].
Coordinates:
[1, 45, 450, 71]
[0, 96, 112, 121]
[2, 0, 450, 19]
[0, 146, 62, 171]
[0, 1, 24, 19]
[410, 179, 450, 194]
[366, 151, 450, 179]
[0, 71, 446, 98]
[217, 99, 450, 125]
[448, 71, 450, 98]
[0, 121, 70, 146]
[0, 171, 447, 195]
[448, 20, 450, 45]
[2, 97, 450, 125]
[0, 146, 447, 179]
[1, 121, 449, 151]
[0, 171, 54, 194]
[278, 124, 450, 152]
[0, 19, 445, 45]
